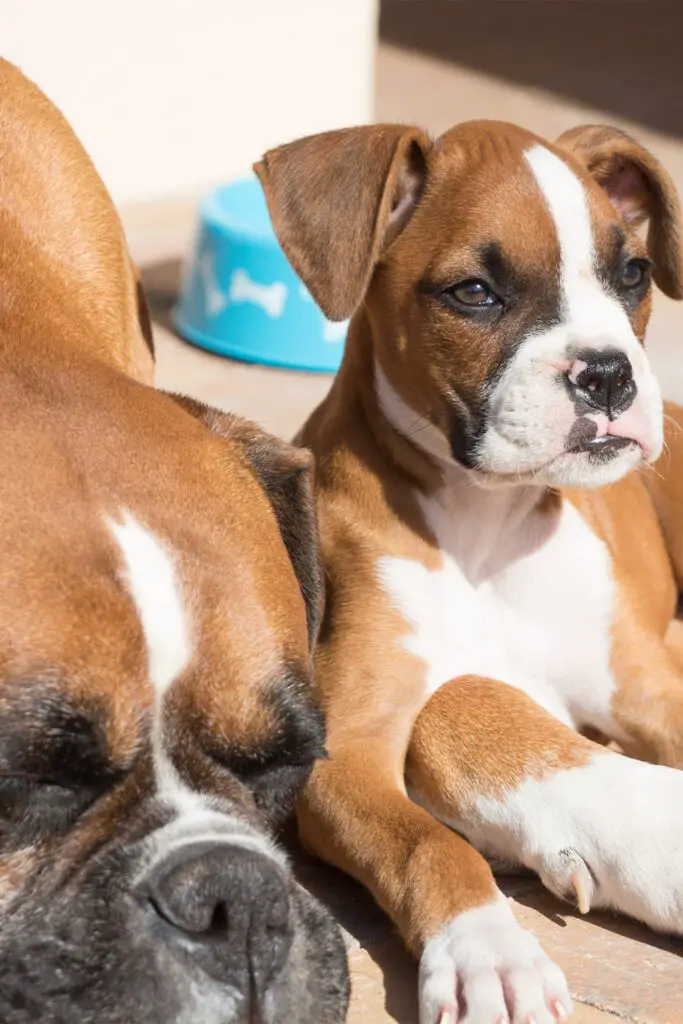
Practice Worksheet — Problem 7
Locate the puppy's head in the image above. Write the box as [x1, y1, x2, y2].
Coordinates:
[256, 121, 683, 489]
[0, 393, 346, 1024]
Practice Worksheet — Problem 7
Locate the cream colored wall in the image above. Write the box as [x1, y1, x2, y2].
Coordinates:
[3, 0, 378, 205]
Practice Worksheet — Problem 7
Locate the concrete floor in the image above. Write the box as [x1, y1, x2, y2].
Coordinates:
[127, 41, 683, 1024]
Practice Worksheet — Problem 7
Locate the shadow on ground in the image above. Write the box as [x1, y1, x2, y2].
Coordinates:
[380, 0, 682, 138]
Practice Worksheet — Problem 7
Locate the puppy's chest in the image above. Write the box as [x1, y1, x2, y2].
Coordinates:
[377, 494, 616, 726]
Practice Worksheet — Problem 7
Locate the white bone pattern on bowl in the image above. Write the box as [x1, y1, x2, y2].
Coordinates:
[229, 269, 288, 318]
[322, 320, 349, 343]
[195, 248, 348, 345]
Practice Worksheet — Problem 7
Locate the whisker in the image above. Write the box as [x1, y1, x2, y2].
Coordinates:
[641, 461, 665, 482]
[663, 413, 683, 437]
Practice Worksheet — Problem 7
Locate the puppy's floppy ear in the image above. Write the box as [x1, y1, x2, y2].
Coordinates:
[556, 125, 683, 299]
[254, 124, 431, 321]
[170, 395, 323, 650]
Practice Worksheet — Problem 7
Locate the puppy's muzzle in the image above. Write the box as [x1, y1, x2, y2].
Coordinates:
[139, 842, 292, 998]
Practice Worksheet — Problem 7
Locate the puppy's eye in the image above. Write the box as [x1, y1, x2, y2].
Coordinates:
[440, 278, 499, 313]
[446, 279, 498, 309]
[621, 258, 650, 289]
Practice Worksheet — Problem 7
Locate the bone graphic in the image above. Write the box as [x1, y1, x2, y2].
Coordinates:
[199, 250, 229, 317]
[229, 269, 287, 318]
[322, 318, 349, 343]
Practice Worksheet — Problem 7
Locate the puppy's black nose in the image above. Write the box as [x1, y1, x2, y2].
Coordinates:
[566, 350, 636, 419]
[143, 842, 292, 994]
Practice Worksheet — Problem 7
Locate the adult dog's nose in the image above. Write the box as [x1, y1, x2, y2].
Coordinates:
[566, 349, 636, 419]
[142, 842, 292, 994]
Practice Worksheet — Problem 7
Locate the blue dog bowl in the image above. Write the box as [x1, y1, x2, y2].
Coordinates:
[174, 178, 347, 373]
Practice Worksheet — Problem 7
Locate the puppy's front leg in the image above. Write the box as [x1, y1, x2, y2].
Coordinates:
[408, 676, 683, 946]
[299, 729, 571, 1024]
[610, 616, 683, 768]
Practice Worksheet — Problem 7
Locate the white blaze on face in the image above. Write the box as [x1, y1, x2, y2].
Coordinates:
[108, 512, 192, 701]
[474, 143, 663, 486]
[107, 511, 285, 868]
[524, 144, 633, 343]
[525, 145, 595, 297]
[107, 511, 191, 803]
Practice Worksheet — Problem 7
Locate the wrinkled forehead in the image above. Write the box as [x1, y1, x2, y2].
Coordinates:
[412, 121, 627, 275]
[0, 474, 306, 774]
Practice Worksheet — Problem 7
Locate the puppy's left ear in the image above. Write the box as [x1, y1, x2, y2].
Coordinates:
[170, 396, 323, 650]
[557, 125, 683, 299]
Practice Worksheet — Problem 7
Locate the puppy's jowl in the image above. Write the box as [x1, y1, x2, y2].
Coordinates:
[257, 120, 683, 1023]
[0, 61, 348, 1023]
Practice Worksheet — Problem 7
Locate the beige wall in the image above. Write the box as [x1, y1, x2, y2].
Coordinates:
[4, 0, 378, 205]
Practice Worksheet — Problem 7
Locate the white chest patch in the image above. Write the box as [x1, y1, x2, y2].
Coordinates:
[377, 487, 621, 734]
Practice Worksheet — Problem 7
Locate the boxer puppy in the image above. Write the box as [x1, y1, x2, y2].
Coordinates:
[256, 120, 683, 1023]
[0, 60, 348, 1023]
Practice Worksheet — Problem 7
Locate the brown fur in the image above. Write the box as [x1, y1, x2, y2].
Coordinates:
[0, 58, 321, 898]
[407, 677, 594, 816]
[0, 60, 154, 383]
[256, 118, 683, 964]
[558, 124, 683, 298]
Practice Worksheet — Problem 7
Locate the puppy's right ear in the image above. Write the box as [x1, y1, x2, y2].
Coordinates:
[254, 124, 431, 321]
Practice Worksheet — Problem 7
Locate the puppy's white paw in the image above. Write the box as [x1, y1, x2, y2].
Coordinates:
[419, 895, 571, 1024]
[520, 755, 683, 936]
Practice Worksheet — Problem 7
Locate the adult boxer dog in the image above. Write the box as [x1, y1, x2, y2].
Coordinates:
[0, 60, 348, 1023]
[256, 120, 683, 1023]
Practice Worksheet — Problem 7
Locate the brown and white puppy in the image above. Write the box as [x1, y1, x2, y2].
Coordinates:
[256, 121, 683, 1024]
[0, 60, 348, 1023]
